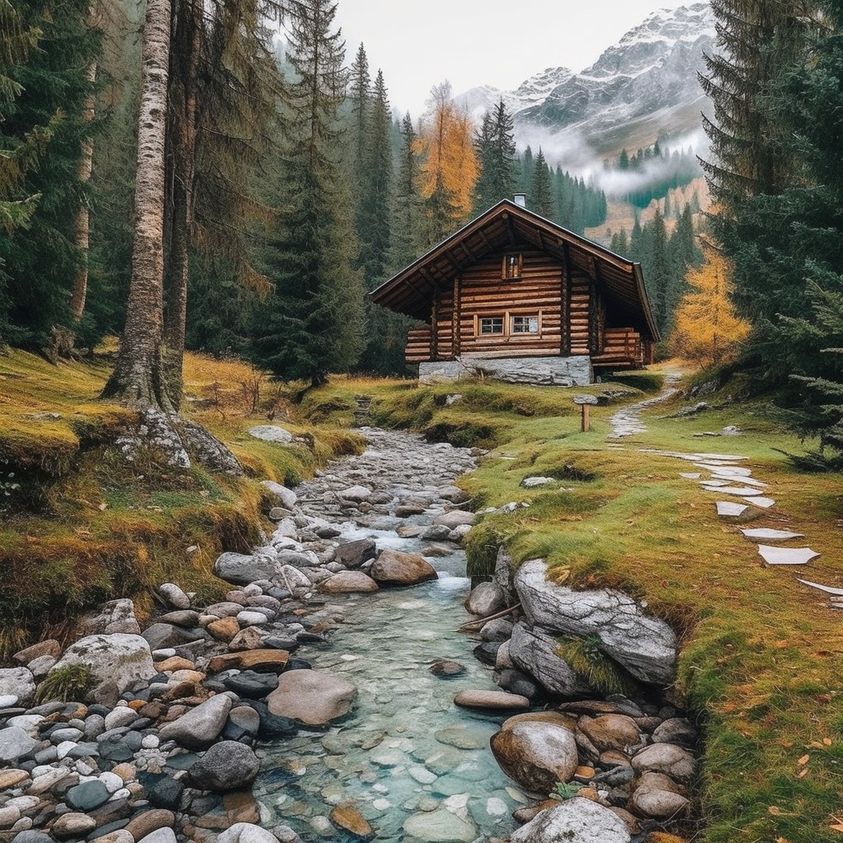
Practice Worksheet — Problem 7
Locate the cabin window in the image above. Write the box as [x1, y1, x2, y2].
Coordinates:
[502, 253, 523, 280]
[511, 314, 539, 334]
[479, 316, 504, 335]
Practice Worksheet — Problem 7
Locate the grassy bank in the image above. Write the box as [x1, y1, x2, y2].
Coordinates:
[307, 368, 843, 843]
[0, 349, 363, 657]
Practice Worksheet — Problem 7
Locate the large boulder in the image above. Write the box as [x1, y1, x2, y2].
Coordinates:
[433, 510, 475, 528]
[251, 426, 293, 444]
[158, 693, 233, 749]
[188, 741, 260, 792]
[320, 571, 379, 594]
[50, 634, 155, 693]
[78, 599, 141, 635]
[370, 549, 438, 586]
[217, 825, 284, 843]
[490, 713, 578, 793]
[508, 622, 586, 697]
[214, 552, 280, 586]
[465, 582, 505, 617]
[578, 714, 641, 752]
[261, 480, 297, 509]
[0, 668, 35, 707]
[510, 799, 631, 843]
[629, 771, 690, 819]
[493, 545, 515, 603]
[267, 670, 356, 726]
[631, 743, 696, 783]
[514, 559, 677, 685]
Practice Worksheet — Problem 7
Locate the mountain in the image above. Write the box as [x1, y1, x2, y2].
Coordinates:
[454, 3, 715, 163]
[453, 67, 572, 124]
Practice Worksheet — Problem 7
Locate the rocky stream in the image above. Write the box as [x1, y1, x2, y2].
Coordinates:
[0, 424, 699, 843]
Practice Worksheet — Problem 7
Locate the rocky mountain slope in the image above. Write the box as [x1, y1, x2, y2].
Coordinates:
[456, 3, 715, 159]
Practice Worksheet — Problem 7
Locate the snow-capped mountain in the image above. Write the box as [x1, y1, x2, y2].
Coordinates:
[455, 3, 715, 161]
[453, 67, 572, 124]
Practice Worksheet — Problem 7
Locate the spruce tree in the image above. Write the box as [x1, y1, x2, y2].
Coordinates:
[389, 113, 423, 270]
[531, 148, 554, 217]
[473, 99, 515, 212]
[251, 0, 363, 386]
[348, 43, 370, 200]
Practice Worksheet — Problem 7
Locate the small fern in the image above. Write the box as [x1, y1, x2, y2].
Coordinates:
[35, 664, 96, 703]
[556, 634, 638, 697]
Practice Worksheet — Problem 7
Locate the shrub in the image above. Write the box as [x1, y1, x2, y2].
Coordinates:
[35, 664, 96, 703]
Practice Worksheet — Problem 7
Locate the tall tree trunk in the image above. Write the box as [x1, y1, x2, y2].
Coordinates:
[103, 0, 173, 408]
[163, 0, 201, 409]
[69, 59, 98, 322]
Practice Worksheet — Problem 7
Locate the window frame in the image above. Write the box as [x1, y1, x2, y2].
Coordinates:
[501, 253, 524, 280]
[478, 315, 505, 336]
[511, 313, 540, 335]
[473, 310, 544, 339]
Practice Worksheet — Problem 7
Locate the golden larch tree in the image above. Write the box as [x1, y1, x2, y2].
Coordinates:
[671, 240, 749, 365]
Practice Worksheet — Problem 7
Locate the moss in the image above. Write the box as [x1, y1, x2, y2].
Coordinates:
[605, 370, 664, 392]
[556, 634, 639, 697]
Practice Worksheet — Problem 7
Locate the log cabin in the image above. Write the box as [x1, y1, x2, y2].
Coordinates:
[370, 198, 659, 386]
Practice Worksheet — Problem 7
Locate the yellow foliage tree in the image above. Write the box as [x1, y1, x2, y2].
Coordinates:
[671, 241, 749, 365]
[416, 82, 478, 241]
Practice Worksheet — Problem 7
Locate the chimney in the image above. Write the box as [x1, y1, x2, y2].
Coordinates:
[513, 193, 527, 208]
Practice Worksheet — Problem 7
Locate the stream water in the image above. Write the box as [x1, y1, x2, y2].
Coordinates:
[253, 430, 523, 842]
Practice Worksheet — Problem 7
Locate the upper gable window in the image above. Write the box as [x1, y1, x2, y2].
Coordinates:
[502, 253, 523, 280]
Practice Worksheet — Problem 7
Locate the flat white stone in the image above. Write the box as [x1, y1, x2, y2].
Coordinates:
[746, 496, 776, 508]
[797, 579, 843, 596]
[692, 453, 748, 462]
[710, 485, 764, 497]
[714, 475, 766, 488]
[741, 528, 804, 541]
[705, 465, 753, 477]
[700, 479, 730, 487]
[758, 545, 819, 566]
[716, 501, 748, 517]
[680, 472, 701, 479]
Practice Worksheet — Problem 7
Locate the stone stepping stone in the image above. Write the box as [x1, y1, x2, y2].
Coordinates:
[758, 545, 819, 566]
[699, 465, 753, 477]
[797, 579, 843, 596]
[691, 453, 748, 462]
[745, 496, 775, 508]
[713, 475, 766, 488]
[709, 485, 765, 497]
[700, 479, 731, 487]
[680, 472, 701, 479]
[717, 501, 748, 517]
[741, 528, 804, 541]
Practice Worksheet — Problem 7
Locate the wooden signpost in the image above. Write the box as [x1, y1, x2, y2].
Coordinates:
[574, 394, 598, 432]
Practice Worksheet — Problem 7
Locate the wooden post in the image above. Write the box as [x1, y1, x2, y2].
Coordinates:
[574, 395, 598, 433]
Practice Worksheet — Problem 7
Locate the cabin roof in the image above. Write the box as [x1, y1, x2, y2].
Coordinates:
[370, 199, 660, 342]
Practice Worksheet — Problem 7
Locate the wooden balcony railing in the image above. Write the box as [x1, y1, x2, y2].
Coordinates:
[593, 327, 644, 368]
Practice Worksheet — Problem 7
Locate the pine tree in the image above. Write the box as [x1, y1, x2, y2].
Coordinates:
[348, 43, 370, 196]
[531, 148, 553, 217]
[671, 241, 749, 365]
[644, 207, 670, 334]
[250, 0, 363, 386]
[473, 99, 515, 212]
[0, 0, 101, 353]
[390, 113, 422, 269]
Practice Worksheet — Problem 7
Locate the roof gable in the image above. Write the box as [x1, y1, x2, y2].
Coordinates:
[370, 199, 659, 341]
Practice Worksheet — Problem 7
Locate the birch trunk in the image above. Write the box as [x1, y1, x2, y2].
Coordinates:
[69, 60, 98, 322]
[103, 0, 173, 408]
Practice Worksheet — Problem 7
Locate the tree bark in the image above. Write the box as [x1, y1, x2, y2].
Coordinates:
[69, 59, 98, 322]
[163, 0, 202, 409]
[102, 0, 173, 409]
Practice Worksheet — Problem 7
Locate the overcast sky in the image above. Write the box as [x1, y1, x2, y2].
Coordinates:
[333, 0, 689, 116]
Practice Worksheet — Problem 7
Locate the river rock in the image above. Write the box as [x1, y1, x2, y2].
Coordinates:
[514, 559, 677, 684]
[136, 831, 177, 843]
[433, 510, 475, 528]
[320, 571, 379, 594]
[208, 649, 288, 673]
[490, 715, 578, 792]
[12, 640, 61, 665]
[0, 669, 35, 708]
[493, 545, 515, 602]
[124, 810, 176, 840]
[510, 798, 631, 843]
[208, 616, 241, 642]
[267, 670, 356, 726]
[370, 549, 438, 586]
[631, 743, 696, 783]
[629, 771, 690, 819]
[65, 779, 110, 811]
[652, 717, 697, 747]
[143, 622, 203, 650]
[429, 660, 465, 677]
[339, 485, 371, 502]
[334, 539, 377, 568]
[214, 552, 281, 586]
[508, 622, 585, 696]
[578, 714, 641, 752]
[0, 727, 36, 763]
[261, 480, 297, 509]
[465, 582, 505, 617]
[51, 813, 97, 839]
[188, 741, 260, 792]
[158, 583, 190, 609]
[50, 634, 155, 693]
[454, 690, 530, 710]
[79, 598, 141, 635]
[480, 618, 512, 641]
[251, 425, 293, 444]
[329, 804, 375, 840]
[217, 824, 281, 843]
[158, 693, 233, 749]
[403, 808, 477, 842]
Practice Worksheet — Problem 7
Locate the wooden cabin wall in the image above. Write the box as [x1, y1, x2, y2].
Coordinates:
[452, 249, 567, 359]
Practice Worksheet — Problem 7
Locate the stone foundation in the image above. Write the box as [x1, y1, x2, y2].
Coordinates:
[418, 355, 593, 387]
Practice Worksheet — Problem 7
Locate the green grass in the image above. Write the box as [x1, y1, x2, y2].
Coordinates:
[309, 365, 843, 843]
